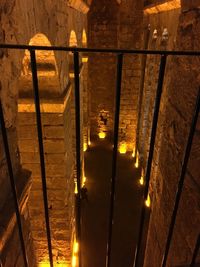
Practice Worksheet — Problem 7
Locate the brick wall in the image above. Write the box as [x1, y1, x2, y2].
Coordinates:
[88, 0, 119, 138]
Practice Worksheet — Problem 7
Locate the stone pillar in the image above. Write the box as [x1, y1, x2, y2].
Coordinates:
[17, 87, 76, 265]
[88, 0, 119, 139]
[143, 3, 200, 267]
[118, 0, 144, 152]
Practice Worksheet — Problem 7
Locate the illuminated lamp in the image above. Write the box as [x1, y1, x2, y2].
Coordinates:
[72, 255, 77, 267]
[99, 132, 106, 139]
[139, 169, 144, 185]
[82, 176, 86, 187]
[145, 194, 151, 208]
[83, 143, 87, 152]
[132, 147, 136, 158]
[74, 182, 78, 194]
[119, 143, 127, 154]
[135, 151, 139, 168]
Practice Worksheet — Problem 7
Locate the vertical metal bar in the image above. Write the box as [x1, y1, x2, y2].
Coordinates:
[30, 50, 53, 267]
[73, 51, 82, 267]
[106, 53, 124, 267]
[0, 101, 28, 267]
[133, 54, 167, 267]
[162, 88, 200, 267]
[190, 234, 200, 267]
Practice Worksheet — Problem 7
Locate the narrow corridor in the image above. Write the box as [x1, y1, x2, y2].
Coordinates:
[82, 138, 142, 267]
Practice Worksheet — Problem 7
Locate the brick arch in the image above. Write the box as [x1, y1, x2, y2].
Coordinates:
[19, 33, 60, 96]
[21, 33, 58, 77]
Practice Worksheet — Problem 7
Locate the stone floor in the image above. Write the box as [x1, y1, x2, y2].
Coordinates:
[81, 138, 143, 267]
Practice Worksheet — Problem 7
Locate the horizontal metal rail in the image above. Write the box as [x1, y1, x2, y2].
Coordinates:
[1, 43, 200, 56]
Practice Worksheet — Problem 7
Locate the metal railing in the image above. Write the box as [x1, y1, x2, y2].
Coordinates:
[0, 44, 200, 267]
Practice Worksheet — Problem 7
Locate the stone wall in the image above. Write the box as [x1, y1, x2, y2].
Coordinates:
[17, 88, 75, 264]
[88, 0, 119, 139]
[139, 8, 180, 169]
[143, 4, 200, 267]
[88, 0, 143, 151]
[118, 0, 143, 152]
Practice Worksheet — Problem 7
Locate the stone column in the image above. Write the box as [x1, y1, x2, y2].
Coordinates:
[118, 0, 144, 152]
[88, 0, 119, 139]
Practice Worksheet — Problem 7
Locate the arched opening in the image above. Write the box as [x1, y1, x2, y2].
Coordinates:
[19, 33, 60, 97]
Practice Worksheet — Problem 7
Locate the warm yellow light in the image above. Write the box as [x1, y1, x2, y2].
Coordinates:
[135, 155, 139, 168]
[139, 176, 144, 185]
[132, 148, 135, 158]
[39, 262, 68, 267]
[74, 182, 78, 194]
[73, 241, 79, 254]
[82, 176, 86, 187]
[72, 255, 77, 267]
[88, 140, 91, 146]
[139, 169, 144, 185]
[119, 143, 127, 154]
[99, 132, 106, 139]
[82, 56, 88, 63]
[83, 143, 87, 152]
[144, 0, 180, 15]
[145, 194, 151, 208]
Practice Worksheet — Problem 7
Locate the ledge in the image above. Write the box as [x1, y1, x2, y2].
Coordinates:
[0, 169, 32, 253]
[67, 0, 90, 14]
[144, 0, 180, 14]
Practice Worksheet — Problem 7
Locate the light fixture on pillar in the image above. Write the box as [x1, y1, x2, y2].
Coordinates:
[98, 132, 106, 139]
[82, 176, 86, 187]
[74, 181, 78, 194]
[119, 143, 127, 154]
[145, 194, 151, 208]
[72, 238, 79, 267]
[83, 143, 87, 152]
[139, 168, 144, 185]
[135, 151, 139, 168]
[132, 147, 136, 158]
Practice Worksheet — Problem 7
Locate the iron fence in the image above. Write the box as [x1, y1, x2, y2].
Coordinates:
[0, 44, 200, 267]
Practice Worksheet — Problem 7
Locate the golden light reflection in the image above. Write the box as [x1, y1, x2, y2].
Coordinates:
[119, 143, 127, 154]
[72, 255, 77, 267]
[134, 151, 139, 168]
[74, 181, 78, 194]
[144, 0, 180, 15]
[145, 194, 151, 208]
[39, 263, 68, 267]
[139, 169, 144, 185]
[72, 238, 79, 267]
[83, 143, 87, 152]
[82, 176, 86, 187]
[132, 147, 135, 158]
[99, 132, 106, 139]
